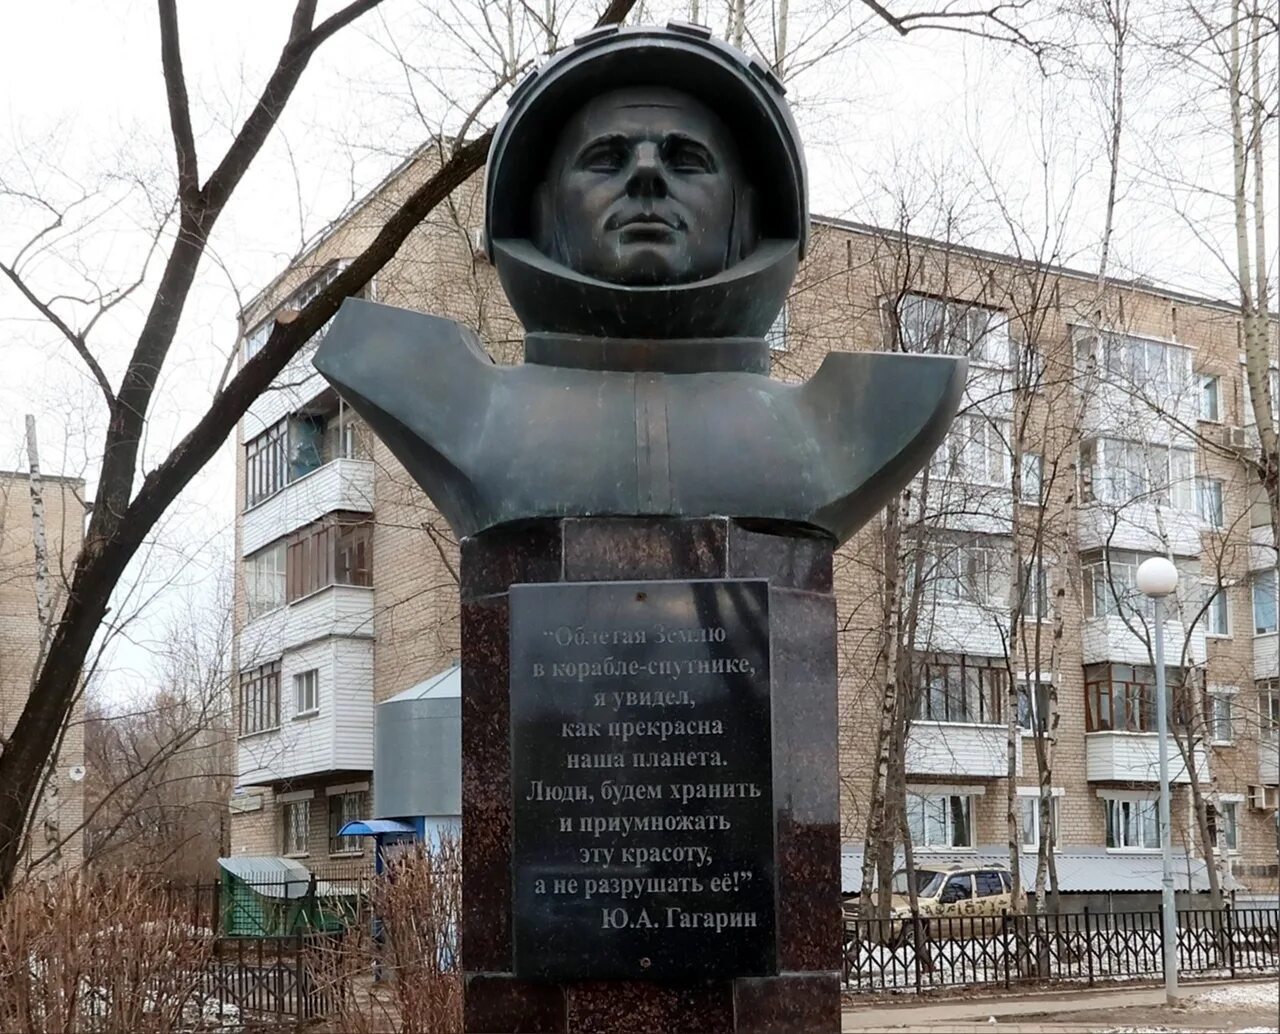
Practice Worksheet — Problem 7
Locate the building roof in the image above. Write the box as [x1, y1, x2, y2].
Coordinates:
[384, 664, 461, 703]
[841, 845, 1243, 896]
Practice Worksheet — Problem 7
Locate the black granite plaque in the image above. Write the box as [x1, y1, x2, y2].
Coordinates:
[509, 578, 775, 982]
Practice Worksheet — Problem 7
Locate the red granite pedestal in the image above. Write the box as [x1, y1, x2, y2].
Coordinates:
[460, 517, 841, 1034]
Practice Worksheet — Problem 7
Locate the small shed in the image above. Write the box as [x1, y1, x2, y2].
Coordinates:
[217, 856, 361, 937]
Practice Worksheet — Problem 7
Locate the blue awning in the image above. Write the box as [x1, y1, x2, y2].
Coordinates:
[338, 819, 416, 837]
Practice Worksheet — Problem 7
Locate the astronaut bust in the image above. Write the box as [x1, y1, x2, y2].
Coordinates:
[314, 24, 963, 542]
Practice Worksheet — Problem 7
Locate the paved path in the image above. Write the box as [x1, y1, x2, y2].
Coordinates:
[840, 978, 1270, 1031]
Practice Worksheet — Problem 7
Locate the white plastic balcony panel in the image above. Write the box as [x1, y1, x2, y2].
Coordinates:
[915, 484, 1016, 536]
[1260, 737, 1279, 785]
[1254, 634, 1278, 681]
[244, 337, 326, 435]
[1081, 614, 1205, 668]
[1085, 731, 1206, 784]
[912, 598, 1014, 658]
[240, 585, 374, 663]
[960, 367, 1014, 419]
[1080, 381, 1198, 443]
[241, 458, 375, 556]
[1076, 502, 1202, 557]
[1248, 526, 1276, 572]
[905, 721, 1015, 778]
[237, 637, 373, 786]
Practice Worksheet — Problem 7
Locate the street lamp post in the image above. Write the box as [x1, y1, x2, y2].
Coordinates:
[1136, 556, 1180, 1004]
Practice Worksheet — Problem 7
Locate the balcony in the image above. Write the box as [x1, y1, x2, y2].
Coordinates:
[905, 722, 1014, 778]
[1261, 736, 1279, 785]
[240, 584, 374, 662]
[1085, 731, 1207, 783]
[242, 458, 374, 556]
[911, 599, 1014, 658]
[1077, 502, 1202, 556]
[1082, 614, 1204, 668]
[1248, 525, 1274, 572]
[237, 636, 373, 786]
[244, 336, 327, 435]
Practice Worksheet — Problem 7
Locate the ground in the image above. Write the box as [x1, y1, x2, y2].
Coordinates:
[842, 978, 1279, 1033]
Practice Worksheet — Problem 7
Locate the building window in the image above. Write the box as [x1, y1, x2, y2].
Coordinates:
[1252, 570, 1278, 634]
[282, 799, 310, 856]
[1082, 550, 1155, 620]
[244, 261, 352, 360]
[1084, 663, 1193, 733]
[1204, 588, 1230, 638]
[1198, 478, 1224, 528]
[1210, 801, 1240, 853]
[245, 420, 289, 507]
[245, 541, 287, 619]
[294, 669, 319, 717]
[1207, 691, 1234, 743]
[906, 793, 974, 849]
[924, 538, 1011, 606]
[930, 414, 1012, 487]
[1020, 560, 1049, 620]
[1079, 438, 1197, 511]
[1104, 797, 1160, 850]
[1017, 680, 1052, 734]
[1020, 452, 1044, 503]
[1095, 332, 1192, 394]
[329, 791, 367, 854]
[1200, 374, 1221, 422]
[897, 294, 1009, 368]
[239, 661, 281, 736]
[915, 654, 1006, 724]
[286, 515, 374, 601]
[1258, 682, 1280, 741]
[766, 301, 788, 351]
[1019, 794, 1059, 851]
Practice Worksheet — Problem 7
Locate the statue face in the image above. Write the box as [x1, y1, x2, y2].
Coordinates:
[541, 86, 746, 286]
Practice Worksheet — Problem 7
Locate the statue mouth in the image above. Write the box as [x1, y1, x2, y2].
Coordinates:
[607, 211, 684, 235]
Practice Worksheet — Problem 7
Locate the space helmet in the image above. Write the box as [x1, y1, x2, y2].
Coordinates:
[483, 22, 808, 340]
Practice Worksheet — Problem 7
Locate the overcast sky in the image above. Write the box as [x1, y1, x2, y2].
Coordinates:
[0, 1, 1274, 700]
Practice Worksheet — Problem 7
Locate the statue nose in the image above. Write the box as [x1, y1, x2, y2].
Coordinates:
[626, 143, 668, 200]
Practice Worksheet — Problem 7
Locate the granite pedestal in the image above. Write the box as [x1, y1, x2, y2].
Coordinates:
[460, 517, 840, 1034]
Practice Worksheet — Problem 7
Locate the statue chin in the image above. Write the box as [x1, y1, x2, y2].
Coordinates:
[494, 237, 796, 341]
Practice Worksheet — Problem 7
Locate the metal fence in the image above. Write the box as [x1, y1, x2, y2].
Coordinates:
[843, 907, 1280, 993]
[192, 932, 346, 1028]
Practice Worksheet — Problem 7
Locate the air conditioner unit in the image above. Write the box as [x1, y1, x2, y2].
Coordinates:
[1220, 425, 1250, 451]
[1247, 784, 1278, 810]
[469, 227, 488, 262]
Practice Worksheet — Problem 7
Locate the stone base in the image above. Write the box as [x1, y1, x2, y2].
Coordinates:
[460, 518, 840, 1034]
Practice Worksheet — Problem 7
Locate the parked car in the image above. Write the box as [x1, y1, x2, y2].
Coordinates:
[845, 863, 1016, 944]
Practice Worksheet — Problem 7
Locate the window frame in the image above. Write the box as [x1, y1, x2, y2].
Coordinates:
[915, 655, 1007, 725]
[1204, 587, 1231, 638]
[245, 541, 287, 620]
[245, 420, 289, 508]
[1018, 793, 1060, 852]
[1104, 796, 1160, 851]
[1197, 477, 1225, 529]
[1252, 570, 1278, 635]
[282, 799, 310, 857]
[286, 514, 374, 602]
[238, 660, 281, 737]
[906, 792, 975, 850]
[1199, 373, 1222, 423]
[328, 791, 367, 855]
[294, 668, 320, 718]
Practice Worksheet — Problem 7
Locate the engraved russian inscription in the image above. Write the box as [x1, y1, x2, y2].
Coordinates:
[509, 579, 775, 981]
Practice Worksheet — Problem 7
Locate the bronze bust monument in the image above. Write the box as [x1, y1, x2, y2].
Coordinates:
[314, 23, 964, 544]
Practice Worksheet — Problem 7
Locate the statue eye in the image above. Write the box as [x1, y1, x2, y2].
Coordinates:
[580, 142, 628, 173]
[664, 140, 714, 173]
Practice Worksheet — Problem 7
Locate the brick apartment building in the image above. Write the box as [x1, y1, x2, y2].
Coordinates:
[0, 469, 86, 875]
[227, 153, 1280, 903]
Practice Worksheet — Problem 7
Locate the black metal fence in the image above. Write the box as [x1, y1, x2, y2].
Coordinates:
[843, 907, 1280, 993]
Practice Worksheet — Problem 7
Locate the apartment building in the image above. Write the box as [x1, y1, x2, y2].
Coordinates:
[0, 469, 86, 875]
[228, 155, 1279, 901]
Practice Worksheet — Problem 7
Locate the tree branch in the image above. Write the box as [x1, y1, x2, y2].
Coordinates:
[157, 0, 199, 205]
[0, 261, 115, 403]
